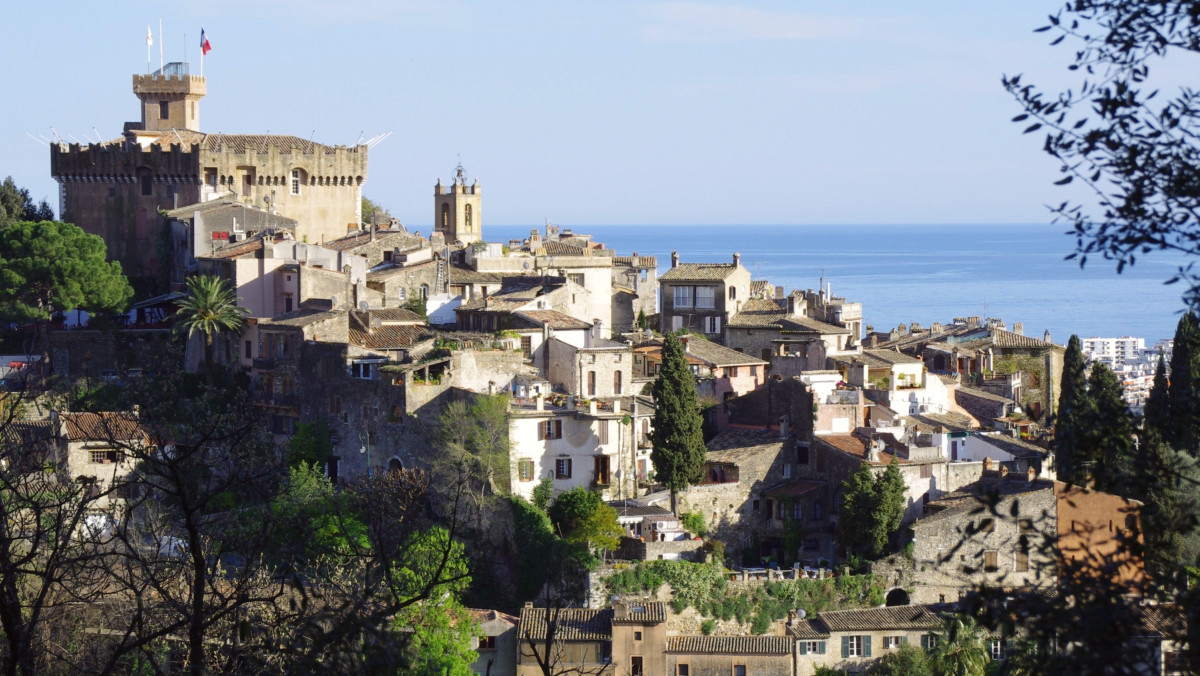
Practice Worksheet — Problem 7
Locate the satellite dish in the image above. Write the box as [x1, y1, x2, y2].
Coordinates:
[797, 608, 807, 619]
[359, 301, 369, 311]
[522, 262, 531, 271]
[263, 195, 270, 203]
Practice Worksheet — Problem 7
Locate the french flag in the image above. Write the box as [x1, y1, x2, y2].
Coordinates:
[200, 28, 212, 56]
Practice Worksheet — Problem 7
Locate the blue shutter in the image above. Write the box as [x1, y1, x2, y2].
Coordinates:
[799, 641, 808, 655]
[921, 635, 929, 650]
[842, 636, 850, 658]
[818, 641, 827, 655]
[864, 635, 872, 657]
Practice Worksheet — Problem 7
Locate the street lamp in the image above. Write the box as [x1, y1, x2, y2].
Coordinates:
[359, 429, 373, 477]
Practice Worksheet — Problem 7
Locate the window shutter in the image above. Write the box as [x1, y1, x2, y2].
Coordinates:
[818, 641, 826, 655]
[537, 423, 543, 441]
[842, 637, 850, 659]
[864, 635, 872, 657]
[799, 641, 808, 656]
[555, 420, 563, 438]
[921, 635, 929, 650]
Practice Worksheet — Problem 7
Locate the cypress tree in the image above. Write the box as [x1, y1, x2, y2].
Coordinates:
[1143, 353, 1171, 451]
[1169, 313, 1200, 456]
[1138, 442, 1190, 584]
[1082, 362, 1134, 494]
[649, 333, 707, 514]
[1054, 335, 1090, 485]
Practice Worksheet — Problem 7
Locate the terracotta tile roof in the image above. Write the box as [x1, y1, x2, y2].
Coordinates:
[608, 501, 673, 519]
[260, 309, 343, 328]
[1132, 604, 1185, 638]
[367, 308, 424, 323]
[202, 133, 348, 154]
[750, 280, 771, 298]
[790, 620, 831, 639]
[206, 237, 265, 260]
[727, 298, 848, 334]
[666, 635, 793, 655]
[514, 310, 592, 331]
[60, 412, 144, 442]
[366, 259, 437, 281]
[660, 263, 738, 282]
[612, 255, 657, 268]
[861, 348, 924, 366]
[612, 601, 666, 624]
[976, 434, 1049, 459]
[816, 434, 868, 457]
[540, 241, 586, 256]
[348, 322, 427, 351]
[681, 339, 768, 368]
[323, 230, 425, 253]
[518, 606, 612, 641]
[813, 605, 943, 633]
[1, 420, 54, 448]
[449, 265, 503, 285]
[762, 480, 825, 498]
[706, 428, 785, 465]
[989, 329, 1058, 349]
[467, 608, 518, 626]
[908, 411, 976, 432]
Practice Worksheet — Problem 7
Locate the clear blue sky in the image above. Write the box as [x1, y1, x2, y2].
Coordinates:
[0, 1, 1147, 227]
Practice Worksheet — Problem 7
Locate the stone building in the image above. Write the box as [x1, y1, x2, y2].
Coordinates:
[666, 636, 793, 676]
[55, 411, 146, 512]
[658, 252, 752, 343]
[468, 609, 518, 676]
[163, 198, 297, 286]
[610, 255, 658, 334]
[791, 606, 944, 676]
[726, 293, 854, 367]
[632, 336, 767, 414]
[50, 62, 367, 290]
[908, 469, 1144, 604]
[547, 336, 634, 399]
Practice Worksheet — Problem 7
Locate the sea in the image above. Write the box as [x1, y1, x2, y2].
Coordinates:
[484, 223, 1190, 346]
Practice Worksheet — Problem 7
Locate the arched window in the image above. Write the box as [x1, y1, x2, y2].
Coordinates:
[465, 204, 473, 230]
[441, 204, 449, 229]
[419, 284, 429, 299]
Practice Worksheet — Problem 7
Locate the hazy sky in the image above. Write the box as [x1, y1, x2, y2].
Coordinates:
[0, 1, 1152, 227]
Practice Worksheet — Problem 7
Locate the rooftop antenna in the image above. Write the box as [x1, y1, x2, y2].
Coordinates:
[354, 131, 364, 146]
[50, 127, 63, 144]
[310, 130, 315, 142]
[92, 127, 104, 143]
[24, 132, 48, 148]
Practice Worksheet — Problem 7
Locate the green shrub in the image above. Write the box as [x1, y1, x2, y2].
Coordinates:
[679, 511, 707, 537]
[700, 619, 715, 636]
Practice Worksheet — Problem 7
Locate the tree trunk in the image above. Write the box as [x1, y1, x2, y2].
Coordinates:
[203, 334, 214, 387]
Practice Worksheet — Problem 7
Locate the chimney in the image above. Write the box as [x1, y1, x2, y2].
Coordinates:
[679, 336, 689, 351]
[733, 252, 741, 267]
[779, 416, 789, 438]
[1027, 466, 1036, 482]
[671, 250, 679, 268]
[774, 285, 784, 300]
[535, 393, 544, 411]
[1000, 465, 1010, 479]
[786, 296, 798, 317]
[1044, 329, 1052, 343]
[983, 456, 994, 472]
[1013, 322, 1024, 336]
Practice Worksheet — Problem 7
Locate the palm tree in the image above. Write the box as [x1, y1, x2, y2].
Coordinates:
[174, 275, 247, 384]
[928, 614, 991, 676]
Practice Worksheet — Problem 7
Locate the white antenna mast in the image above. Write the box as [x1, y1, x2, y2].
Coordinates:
[24, 132, 48, 148]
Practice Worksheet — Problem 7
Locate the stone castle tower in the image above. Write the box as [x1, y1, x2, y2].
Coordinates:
[434, 163, 481, 246]
[50, 62, 368, 292]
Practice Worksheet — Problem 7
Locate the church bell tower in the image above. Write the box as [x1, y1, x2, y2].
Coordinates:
[434, 162, 482, 246]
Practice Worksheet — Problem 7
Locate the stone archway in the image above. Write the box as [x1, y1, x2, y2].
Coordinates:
[387, 457, 403, 473]
[885, 587, 910, 607]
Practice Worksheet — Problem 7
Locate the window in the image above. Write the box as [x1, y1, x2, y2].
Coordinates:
[803, 538, 819, 550]
[730, 366, 739, 377]
[464, 203, 472, 229]
[991, 639, 1005, 661]
[518, 459, 534, 482]
[792, 502, 802, 519]
[1015, 551, 1029, 572]
[205, 168, 217, 188]
[782, 463, 792, 479]
[140, 171, 153, 196]
[634, 631, 642, 641]
[844, 635, 869, 658]
[920, 463, 933, 478]
[351, 362, 373, 379]
[671, 315, 683, 332]
[159, 100, 169, 119]
[521, 336, 532, 360]
[673, 286, 693, 308]
[706, 316, 721, 334]
[677, 666, 689, 676]
[614, 370, 622, 395]
[555, 458, 572, 479]
[631, 657, 644, 676]
[921, 634, 939, 650]
[983, 550, 999, 572]
[244, 340, 252, 359]
[291, 169, 302, 195]
[90, 449, 120, 464]
[588, 371, 597, 396]
[980, 518, 995, 533]
[752, 499, 760, 511]
[419, 284, 429, 299]
[812, 501, 823, 520]
[695, 286, 715, 309]
[734, 666, 746, 676]
[441, 204, 449, 228]
[479, 636, 496, 650]
[326, 456, 340, 485]
[568, 273, 584, 286]
[800, 640, 826, 655]
[539, 420, 563, 440]
[796, 443, 810, 464]
[883, 636, 905, 650]
[598, 420, 609, 445]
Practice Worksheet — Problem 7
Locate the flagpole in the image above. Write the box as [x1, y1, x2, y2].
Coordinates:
[158, 19, 163, 73]
[146, 26, 151, 74]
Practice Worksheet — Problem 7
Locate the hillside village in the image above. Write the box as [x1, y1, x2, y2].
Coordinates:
[0, 62, 1189, 675]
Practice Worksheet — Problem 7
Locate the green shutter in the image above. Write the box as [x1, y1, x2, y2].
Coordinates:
[864, 635, 872, 657]
[842, 636, 850, 658]
[799, 641, 808, 655]
[818, 641, 827, 655]
[921, 635, 929, 650]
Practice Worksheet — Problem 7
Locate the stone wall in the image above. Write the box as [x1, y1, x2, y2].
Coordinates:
[616, 537, 704, 562]
[48, 329, 177, 380]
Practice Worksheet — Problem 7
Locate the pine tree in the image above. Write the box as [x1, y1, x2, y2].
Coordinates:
[1054, 335, 1090, 485]
[1143, 353, 1171, 451]
[1082, 362, 1135, 494]
[1169, 313, 1200, 456]
[649, 333, 707, 513]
